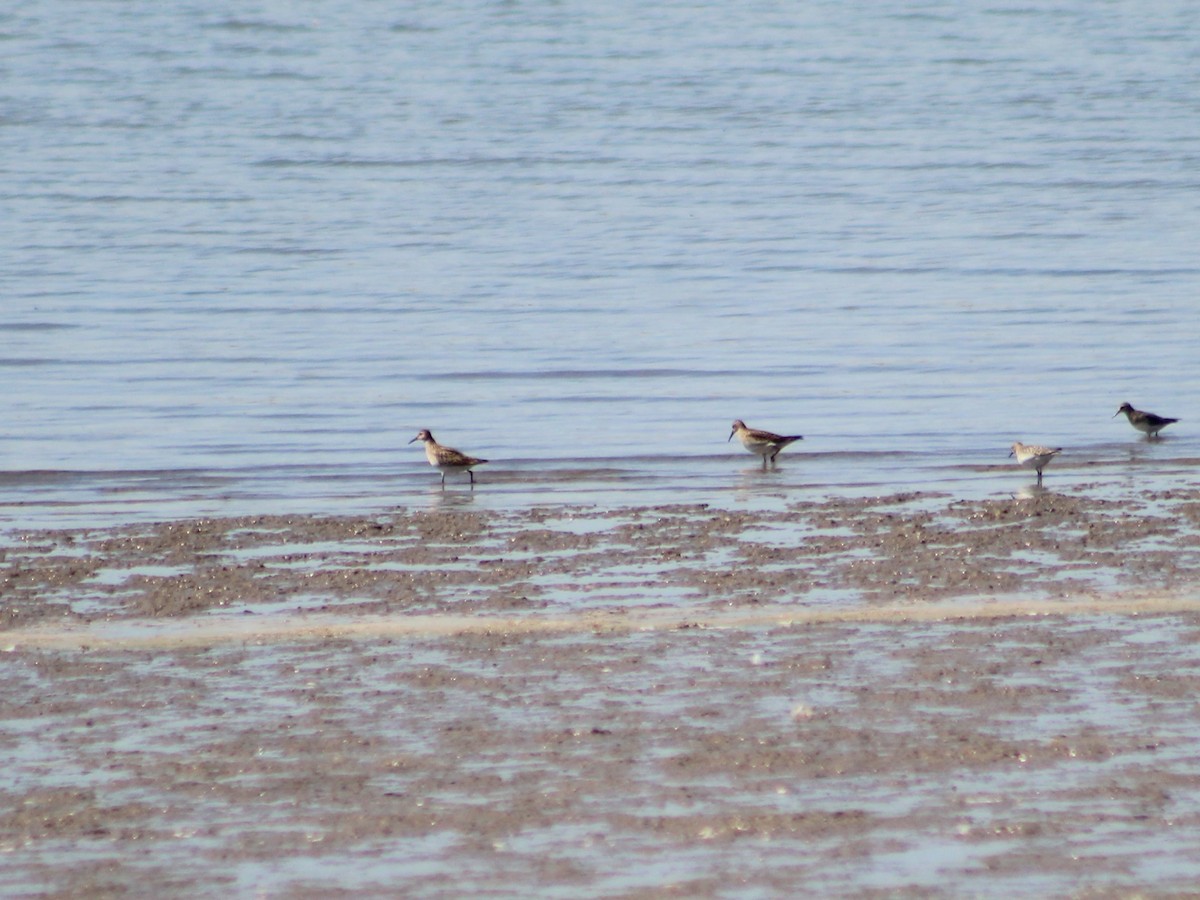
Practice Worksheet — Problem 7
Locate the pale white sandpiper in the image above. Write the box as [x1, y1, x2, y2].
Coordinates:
[1009, 441, 1061, 485]
[1114, 402, 1178, 439]
[729, 419, 803, 467]
[409, 429, 488, 487]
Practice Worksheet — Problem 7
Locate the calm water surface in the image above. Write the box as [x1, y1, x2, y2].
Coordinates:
[3, 0, 1199, 528]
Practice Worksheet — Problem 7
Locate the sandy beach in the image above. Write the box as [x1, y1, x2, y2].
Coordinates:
[4, 489, 1200, 895]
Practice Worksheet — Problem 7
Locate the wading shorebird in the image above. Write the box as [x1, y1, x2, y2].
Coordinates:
[1114, 402, 1178, 439]
[729, 419, 804, 467]
[409, 429, 488, 487]
[1009, 441, 1061, 485]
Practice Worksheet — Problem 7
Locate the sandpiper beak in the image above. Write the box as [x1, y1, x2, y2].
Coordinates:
[1111, 409, 1121, 418]
[727, 430, 734, 442]
[1008, 449, 1015, 458]
[408, 436, 419, 444]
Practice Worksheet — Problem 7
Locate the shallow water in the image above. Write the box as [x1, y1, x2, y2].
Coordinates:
[4, 0, 1200, 530]
[8, 615, 1200, 896]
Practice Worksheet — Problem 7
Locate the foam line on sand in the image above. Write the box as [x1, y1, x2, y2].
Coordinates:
[1, 592, 1194, 652]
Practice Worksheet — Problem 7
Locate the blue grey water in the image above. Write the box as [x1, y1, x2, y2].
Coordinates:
[3, 0, 1199, 528]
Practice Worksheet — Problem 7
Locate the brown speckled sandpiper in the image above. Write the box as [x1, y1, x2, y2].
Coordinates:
[729, 419, 804, 467]
[409, 429, 488, 487]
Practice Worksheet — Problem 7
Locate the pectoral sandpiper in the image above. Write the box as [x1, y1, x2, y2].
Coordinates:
[729, 419, 804, 467]
[409, 429, 488, 487]
[1009, 441, 1061, 485]
[1114, 402, 1178, 439]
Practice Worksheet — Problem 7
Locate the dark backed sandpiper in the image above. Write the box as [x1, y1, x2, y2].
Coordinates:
[1114, 402, 1178, 439]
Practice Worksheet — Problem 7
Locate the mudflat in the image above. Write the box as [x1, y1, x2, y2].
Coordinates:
[4, 489, 1200, 895]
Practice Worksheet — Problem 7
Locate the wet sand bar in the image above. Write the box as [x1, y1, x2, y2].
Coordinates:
[3, 491, 1200, 894]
